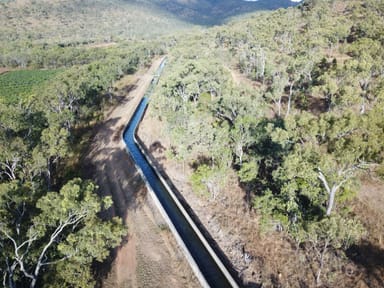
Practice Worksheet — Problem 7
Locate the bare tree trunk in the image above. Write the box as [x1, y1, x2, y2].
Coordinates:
[286, 81, 294, 117]
[6, 261, 17, 288]
[1, 158, 19, 180]
[316, 242, 328, 286]
[318, 169, 346, 216]
[30, 214, 85, 288]
[46, 158, 51, 191]
[326, 186, 337, 216]
[360, 96, 366, 114]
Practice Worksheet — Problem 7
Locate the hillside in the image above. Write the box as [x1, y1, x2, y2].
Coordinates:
[0, 0, 301, 69]
[145, 0, 300, 25]
[0, 0, 300, 47]
[139, 0, 384, 286]
[0, 0, 190, 46]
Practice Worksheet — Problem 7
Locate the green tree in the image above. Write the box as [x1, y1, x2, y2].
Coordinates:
[0, 178, 125, 288]
[300, 216, 364, 285]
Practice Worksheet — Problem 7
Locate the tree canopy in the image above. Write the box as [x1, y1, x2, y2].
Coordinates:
[149, 0, 384, 285]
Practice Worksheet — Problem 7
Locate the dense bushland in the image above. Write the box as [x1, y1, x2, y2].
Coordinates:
[1, 0, 383, 286]
[151, 0, 384, 286]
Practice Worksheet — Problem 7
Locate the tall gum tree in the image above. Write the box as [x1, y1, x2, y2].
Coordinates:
[0, 179, 125, 288]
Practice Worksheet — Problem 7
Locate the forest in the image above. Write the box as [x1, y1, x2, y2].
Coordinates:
[1, 0, 383, 287]
[147, 0, 384, 286]
[0, 35, 166, 287]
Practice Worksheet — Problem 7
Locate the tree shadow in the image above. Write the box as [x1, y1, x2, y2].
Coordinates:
[346, 240, 384, 287]
[81, 114, 149, 285]
[121, 84, 138, 95]
[82, 142, 147, 218]
[149, 140, 166, 154]
[190, 155, 213, 170]
[237, 117, 287, 205]
[105, 84, 138, 109]
[86, 143, 149, 285]
[295, 94, 329, 115]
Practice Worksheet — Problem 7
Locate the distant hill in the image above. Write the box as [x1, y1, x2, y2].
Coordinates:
[0, 0, 301, 47]
[135, 0, 301, 25]
[0, 0, 191, 46]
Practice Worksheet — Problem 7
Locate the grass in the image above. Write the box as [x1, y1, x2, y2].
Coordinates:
[0, 69, 61, 104]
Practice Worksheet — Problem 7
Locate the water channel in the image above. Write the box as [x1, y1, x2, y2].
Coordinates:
[122, 60, 239, 288]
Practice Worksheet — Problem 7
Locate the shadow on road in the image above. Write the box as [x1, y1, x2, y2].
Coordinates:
[82, 114, 148, 284]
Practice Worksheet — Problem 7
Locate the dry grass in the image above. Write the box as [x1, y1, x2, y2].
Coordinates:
[348, 178, 384, 288]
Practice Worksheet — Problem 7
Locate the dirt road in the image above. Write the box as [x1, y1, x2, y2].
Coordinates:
[84, 58, 198, 288]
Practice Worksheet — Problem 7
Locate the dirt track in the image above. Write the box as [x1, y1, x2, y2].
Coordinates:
[84, 58, 198, 288]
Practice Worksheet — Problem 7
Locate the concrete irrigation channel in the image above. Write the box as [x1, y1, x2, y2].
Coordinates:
[122, 58, 240, 288]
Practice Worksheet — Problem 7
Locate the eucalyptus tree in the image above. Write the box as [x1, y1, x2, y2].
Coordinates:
[301, 215, 364, 286]
[0, 179, 125, 288]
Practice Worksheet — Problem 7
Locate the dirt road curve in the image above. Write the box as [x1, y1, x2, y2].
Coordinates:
[84, 58, 199, 288]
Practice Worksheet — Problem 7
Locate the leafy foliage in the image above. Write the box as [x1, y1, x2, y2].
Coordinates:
[152, 0, 384, 285]
[1, 0, 383, 286]
[0, 41, 158, 285]
[0, 179, 125, 288]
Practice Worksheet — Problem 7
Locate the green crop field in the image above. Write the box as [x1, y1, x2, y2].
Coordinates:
[0, 69, 61, 104]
